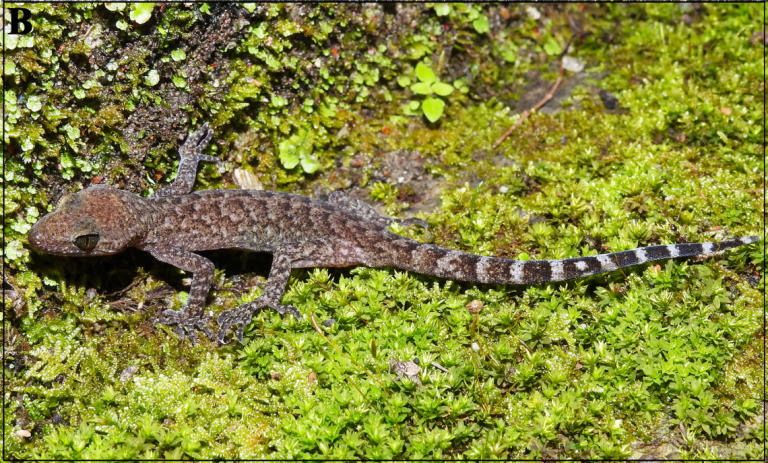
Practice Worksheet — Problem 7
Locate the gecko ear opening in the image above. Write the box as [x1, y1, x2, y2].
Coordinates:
[74, 233, 100, 252]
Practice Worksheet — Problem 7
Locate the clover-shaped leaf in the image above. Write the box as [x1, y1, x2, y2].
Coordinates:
[279, 128, 310, 170]
[473, 15, 490, 34]
[434, 4, 451, 16]
[415, 63, 436, 84]
[129, 3, 155, 24]
[544, 36, 563, 56]
[410, 82, 431, 95]
[431, 82, 454, 97]
[279, 127, 320, 173]
[422, 97, 445, 123]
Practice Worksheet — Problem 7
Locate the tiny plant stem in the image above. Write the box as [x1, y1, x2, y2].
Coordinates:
[492, 60, 565, 149]
[469, 315, 502, 370]
[468, 181, 484, 214]
[467, 349, 488, 411]
[517, 336, 533, 354]
[610, 251, 629, 280]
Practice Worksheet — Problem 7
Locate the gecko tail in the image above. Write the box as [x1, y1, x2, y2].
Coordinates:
[389, 236, 760, 285]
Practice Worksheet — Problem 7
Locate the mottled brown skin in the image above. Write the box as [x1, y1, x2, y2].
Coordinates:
[29, 124, 760, 344]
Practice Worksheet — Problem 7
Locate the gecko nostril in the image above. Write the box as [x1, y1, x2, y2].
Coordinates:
[28, 231, 41, 250]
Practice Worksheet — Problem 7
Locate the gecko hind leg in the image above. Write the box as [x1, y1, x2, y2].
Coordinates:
[328, 191, 428, 230]
[216, 253, 301, 344]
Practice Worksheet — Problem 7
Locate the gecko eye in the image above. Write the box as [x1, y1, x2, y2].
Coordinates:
[74, 234, 100, 252]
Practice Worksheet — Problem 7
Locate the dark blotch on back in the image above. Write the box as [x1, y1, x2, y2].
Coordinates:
[419, 244, 449, 262]
[396, 240, 421, 253]
[583, 257, 602, 273]
[676, 243, 703, 256]
[484, 259, 509, 283]
[615, 250, 639, 268]
[523, 261, 552, 283]
[645, 245, 671, 260]
[562, 261, 580, 279]
[455, 254, 479, 280]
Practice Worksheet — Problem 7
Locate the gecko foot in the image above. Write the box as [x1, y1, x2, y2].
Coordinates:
[156, 309, 213, 344]
[216, 298, 302, 344]
[179, 122, 214, 158]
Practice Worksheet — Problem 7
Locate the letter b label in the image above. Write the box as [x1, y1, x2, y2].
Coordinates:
[9, 8, 33, 35]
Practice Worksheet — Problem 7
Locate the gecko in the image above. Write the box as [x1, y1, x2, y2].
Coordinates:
[28, 124, 760, 344]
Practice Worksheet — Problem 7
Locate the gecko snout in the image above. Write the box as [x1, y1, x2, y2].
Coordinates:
[27, 223, 44, 251]
[28, 215, 64, 254]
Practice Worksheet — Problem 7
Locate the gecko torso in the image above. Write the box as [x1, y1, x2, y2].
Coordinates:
[29, 124, 760, 344]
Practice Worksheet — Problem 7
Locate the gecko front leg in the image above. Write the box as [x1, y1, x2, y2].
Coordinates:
[146, 246, 215, 342]
[216, 251, 301, 344]
[152, 123, 218, 198]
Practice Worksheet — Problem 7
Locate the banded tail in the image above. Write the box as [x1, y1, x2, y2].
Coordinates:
[385, 236, 760, 285]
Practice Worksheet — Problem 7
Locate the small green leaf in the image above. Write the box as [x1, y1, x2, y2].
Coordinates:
[472, 15, 490, 34]
[21, 138, 34, 152]
[74, 89, 86, 99]
[129, 3, 155, 24]
[422, 97, 445, 123]
[543, 36, 563, 56]
[171, 49, 186, 61]
[410, 82, 430, 95]
[279, 128, 313, 171]
[105, 3, 127, 11]
[172, 75, 186, 88]
[200, 3, 211, 14]
[144, 70, 160, 86]
[518, 253, 530, 261]
[25, 95, 42, 112]
[408, 100, 420, 110]
[242, 3, 256, 13]
[115, 20, 129, 31]
[278, 142, 300, 169]
[434, 4, 450, 16]
[502, 48, 517, 63]
[300, 156, 320, 174]
[62, 124, 80, 140]
[415, 63, 436, 84]
[397, 76, 411, 87]
[431, 82, 454, 97]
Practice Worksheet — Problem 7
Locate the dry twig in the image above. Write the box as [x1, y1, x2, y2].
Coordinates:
[492, 60, 566, 149]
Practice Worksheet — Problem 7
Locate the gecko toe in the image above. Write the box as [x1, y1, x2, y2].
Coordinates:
[216, 325, 231, 345]
[274, 304, 302, 320]
[197, 323, 214, 340]
[185, 330, 198, 345]
[216, 320, 245, 345]
[216, 306, 255, 344]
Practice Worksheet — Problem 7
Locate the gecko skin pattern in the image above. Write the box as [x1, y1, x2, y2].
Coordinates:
[29, 124, 760, 344]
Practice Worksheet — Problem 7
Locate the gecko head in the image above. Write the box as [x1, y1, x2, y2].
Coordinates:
[29, 185, 147, 257]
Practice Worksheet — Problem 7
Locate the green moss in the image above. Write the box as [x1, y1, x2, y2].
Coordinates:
[5, 3, 763, 459]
